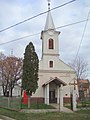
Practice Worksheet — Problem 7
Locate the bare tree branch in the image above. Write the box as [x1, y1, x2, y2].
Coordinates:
[69, 56, 88, 80]
[0, 52, 23, 97]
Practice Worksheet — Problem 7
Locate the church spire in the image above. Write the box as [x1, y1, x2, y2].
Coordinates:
[44, 0, 55, 30]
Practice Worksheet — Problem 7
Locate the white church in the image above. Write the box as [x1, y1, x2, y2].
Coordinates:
[31, 2, 78, 104]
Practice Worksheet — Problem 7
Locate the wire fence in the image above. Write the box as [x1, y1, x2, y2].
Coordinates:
[77, 98, 90, 109]
[0, 96, 90, 111]
[64, 97, 90, 110]
[0, 97, 55, 111]
[0, 97, 21, 111]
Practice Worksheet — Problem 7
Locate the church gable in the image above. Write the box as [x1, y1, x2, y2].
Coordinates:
[39, 58, 75, 73]
[58, 59, 75, 72]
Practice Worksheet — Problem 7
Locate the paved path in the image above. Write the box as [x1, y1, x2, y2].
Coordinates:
[50, 104, 74, 113]
[0, 115, 15, 120]
[60, 107, 74, 113]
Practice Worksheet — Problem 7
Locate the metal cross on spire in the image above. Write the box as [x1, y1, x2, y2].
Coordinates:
[11, 49, 13, 57]
[47, 0, 51, 11]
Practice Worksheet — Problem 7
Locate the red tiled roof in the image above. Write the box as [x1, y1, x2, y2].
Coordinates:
[78, 79, 89, 83]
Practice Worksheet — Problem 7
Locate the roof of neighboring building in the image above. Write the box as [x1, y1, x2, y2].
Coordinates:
[78, 79, 90, 90]
[78, 79, 89, 83]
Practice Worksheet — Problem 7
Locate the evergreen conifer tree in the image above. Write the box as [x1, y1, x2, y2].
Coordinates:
[22, 42, 39, 97]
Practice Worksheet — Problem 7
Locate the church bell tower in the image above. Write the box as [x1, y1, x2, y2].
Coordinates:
[40, 0, 60, 70]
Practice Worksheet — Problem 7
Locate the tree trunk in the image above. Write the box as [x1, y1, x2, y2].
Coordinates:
[2, 85, 5, 96]
[28, 96, 30, 109]
[2, 84, 7, 96]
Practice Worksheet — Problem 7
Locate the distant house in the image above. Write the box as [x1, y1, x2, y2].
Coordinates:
[78, 79, 90, 99]
[0, 80, 21, 97]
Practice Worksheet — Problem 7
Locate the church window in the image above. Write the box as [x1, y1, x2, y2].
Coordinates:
[49, 61, 53, 68]
[48, 38, 54, 49]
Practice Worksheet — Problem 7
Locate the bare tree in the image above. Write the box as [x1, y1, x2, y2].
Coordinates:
[69, 56, 88, 80]
[0, 52, 7, 96]
[0, 53, 23, 97]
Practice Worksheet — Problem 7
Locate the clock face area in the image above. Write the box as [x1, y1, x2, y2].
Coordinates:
[48, 30, 54, 36]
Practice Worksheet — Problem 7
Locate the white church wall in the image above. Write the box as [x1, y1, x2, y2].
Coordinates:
[39, 56, 75, 72]
[32, 86, 44, 97]
[32, 71, 78, 98]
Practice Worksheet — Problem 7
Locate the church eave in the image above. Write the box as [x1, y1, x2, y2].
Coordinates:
[39, 69, 76, 74]
[42, 77, 67, 87]
[41, 30, 60, 39]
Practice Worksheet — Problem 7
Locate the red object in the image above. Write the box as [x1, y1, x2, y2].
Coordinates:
[22, 90, 28, 104]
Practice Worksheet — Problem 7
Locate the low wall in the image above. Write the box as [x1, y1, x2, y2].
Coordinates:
[63, 97, 71, 103]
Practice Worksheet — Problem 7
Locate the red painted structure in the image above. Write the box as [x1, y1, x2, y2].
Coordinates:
[22, 90, 28, 104]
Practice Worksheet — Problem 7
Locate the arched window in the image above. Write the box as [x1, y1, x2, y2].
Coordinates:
[48, 38, 54, 49]
[49, 61, 53, 68]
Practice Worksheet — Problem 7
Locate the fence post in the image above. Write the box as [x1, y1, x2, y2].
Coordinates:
[8, 97, 10, 108]
[72, 90, 77, 111]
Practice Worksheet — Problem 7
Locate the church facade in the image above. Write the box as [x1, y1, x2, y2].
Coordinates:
[32, 3, 78, 104]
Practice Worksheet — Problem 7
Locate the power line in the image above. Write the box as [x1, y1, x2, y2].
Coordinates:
[0, 0, 76, 33]
[56, 19, 90, 29]
[0, 18, 90, 46]
[0, 33, 40, 45]
[74, 9, 90, 63]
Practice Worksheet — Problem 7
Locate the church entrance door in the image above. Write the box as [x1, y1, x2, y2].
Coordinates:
[49, 90, 56, 103]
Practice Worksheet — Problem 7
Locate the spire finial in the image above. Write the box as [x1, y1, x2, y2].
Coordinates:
[11, 49, 13, 57]
[47, 0, 51, 11]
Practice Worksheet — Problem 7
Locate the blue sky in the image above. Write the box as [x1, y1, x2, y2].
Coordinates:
[0, 0, 90, 78]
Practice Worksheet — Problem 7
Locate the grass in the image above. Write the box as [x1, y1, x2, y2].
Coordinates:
[76, 100, 90, 108]
[0, 108, 90, 120]
[64, 100, 90, 109]
[21, 103, 55, 109]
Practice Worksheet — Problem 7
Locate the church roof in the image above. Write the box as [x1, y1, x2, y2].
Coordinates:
[44, 10, 55, 30]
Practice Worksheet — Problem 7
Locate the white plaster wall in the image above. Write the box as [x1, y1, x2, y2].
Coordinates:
[32, 71, 78, 98]
[39, 57, 75, 72]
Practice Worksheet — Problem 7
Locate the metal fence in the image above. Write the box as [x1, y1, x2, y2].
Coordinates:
[0, 97, 55, 110]
[77, 98, 90, 109]
[0, 97, 21, 111]
[1, 96, 90, 111]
